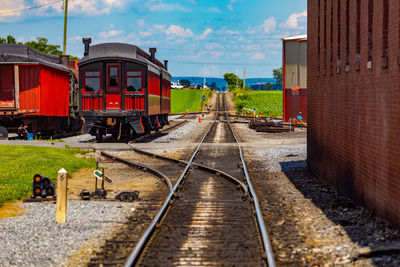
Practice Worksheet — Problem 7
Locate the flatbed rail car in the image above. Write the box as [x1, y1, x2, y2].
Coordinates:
[78, 39, 171, 141]
[0, 44, 80, 138]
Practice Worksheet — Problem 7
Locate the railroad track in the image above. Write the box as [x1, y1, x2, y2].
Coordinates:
[88, 93, 275, 266]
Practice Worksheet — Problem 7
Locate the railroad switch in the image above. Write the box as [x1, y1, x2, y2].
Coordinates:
[115, 191, 139, 202]
[93, 168, 107, 199]
[79, 190, 91, 200]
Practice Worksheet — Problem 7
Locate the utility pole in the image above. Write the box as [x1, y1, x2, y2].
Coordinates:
[63, 0, 68, 55]
[242, 65, 246, 90]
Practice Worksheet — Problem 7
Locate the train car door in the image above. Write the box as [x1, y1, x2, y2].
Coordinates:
[0, 65, 15, 109]
[106, 63, 121, 110]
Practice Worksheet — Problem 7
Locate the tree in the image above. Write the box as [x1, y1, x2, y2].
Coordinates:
[24, 37, 62, 56]
[273, 67, 283, 85]
[0, 35, 21, 44]
[264, 82, 273, 90]
[179, 79, 191, 87]
[223, 73, 243, 89]
[1, 35, 80, 59]
[209, 81, 217, 90]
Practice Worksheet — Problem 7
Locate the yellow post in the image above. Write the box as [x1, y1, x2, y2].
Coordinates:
[56, 168, 68, 223]
[63, 0, 69, 55]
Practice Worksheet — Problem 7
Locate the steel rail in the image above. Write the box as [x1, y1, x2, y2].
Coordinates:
[124, 114, 218, 267]
[127, 145, 248, 197]
[223, 95, 276, 267]
[100, 151, 173, 192]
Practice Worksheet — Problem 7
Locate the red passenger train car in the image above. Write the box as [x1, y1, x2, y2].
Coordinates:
[0, 44, 80, 138]
[78, 39, 171, 141]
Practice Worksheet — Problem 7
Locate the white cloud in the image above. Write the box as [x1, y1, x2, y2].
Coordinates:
[138, 19, 145, 27]
[0, 0, 27, 22]
[206, 6, 221, 13]
[99, 29, 124, 38]
[226, 30, 240, 35]
[197, 28, 212, 40]
[154, 24, 166, 31]
[32, 0, 129, 16]
[251, 52, 265, 60]
[227, 4, 233, 11]
[69, 35, 82, 42]
[242, 44, 261, 51]
[148, 1, 189, 12]
[262, 17, 277, 34]
[165, 25, 193, 38]
[139, 30, 152, 37]
[280, 10, 307, 29]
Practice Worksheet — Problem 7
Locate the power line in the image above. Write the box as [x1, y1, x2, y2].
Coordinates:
[171, 61, 278, 66]
[0, 0, 64, 15]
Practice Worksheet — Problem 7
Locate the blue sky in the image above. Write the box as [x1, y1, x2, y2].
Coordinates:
[0, 0, 307, 78]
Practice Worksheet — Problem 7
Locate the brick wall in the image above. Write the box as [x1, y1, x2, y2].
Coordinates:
[308, 0, 400, 227]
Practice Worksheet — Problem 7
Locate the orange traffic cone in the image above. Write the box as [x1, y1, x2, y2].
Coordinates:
[198, 115, 202, 123]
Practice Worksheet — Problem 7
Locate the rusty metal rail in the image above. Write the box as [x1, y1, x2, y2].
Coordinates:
[223, 96, 276, 267]
[127, 145, 248, 197]
[100, 151, 173, 192]
[124, 114, 219, 266]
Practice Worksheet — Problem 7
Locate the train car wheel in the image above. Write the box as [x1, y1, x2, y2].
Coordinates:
[95, 128, 103, 142]
[0, 126, 8, 140]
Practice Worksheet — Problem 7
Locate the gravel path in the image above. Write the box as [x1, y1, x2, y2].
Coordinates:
[0, 201, 136, 267]
[232, 122, 400, 266]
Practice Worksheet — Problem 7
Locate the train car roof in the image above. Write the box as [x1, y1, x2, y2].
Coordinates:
[78, 42, 169, 73]
[282, 35, 307, 42]
[0, 44, 70, 72]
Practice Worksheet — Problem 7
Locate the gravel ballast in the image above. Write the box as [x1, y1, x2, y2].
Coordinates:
[0, 201, 136, 266]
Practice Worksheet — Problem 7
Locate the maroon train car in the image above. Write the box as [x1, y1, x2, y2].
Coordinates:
[0, 44, 80, 138]
[78, 39, 171, 141]
[282, 35, 307, 122]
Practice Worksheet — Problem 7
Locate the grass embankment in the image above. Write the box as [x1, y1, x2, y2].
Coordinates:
[0, 145, 95, 206]
[232, 90, 283, 117]
[171, 89, 212, 113]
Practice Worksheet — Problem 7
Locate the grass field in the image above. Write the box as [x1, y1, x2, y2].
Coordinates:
[0, 145, 95, 206]
[233, 90, 283, 117]
[171, 89, 206, 113]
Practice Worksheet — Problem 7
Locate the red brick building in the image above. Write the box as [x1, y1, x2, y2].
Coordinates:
[308, 0, 400, 227]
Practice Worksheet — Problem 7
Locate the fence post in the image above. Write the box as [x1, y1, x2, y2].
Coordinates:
[56, 168, 68, 223]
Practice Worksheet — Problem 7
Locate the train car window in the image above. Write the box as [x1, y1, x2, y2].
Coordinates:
[127, 78, 142, 92]
[84, 71, 101, 93]
[126, 71, 142, 92]
[109, 67, 119, 86]
[127, 71, 141, 76]
[86, 72, 100, 77]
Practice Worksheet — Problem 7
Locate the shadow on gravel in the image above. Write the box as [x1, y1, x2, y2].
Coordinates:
[280, 161, 400, 266]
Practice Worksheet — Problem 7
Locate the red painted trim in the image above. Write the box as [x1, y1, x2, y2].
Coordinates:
[156, 116, 160, 127]
[282, 40, 286, 121]
[140, 116, 145, 132]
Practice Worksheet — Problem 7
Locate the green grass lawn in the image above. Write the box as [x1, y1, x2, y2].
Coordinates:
[0, 145, 95, 206]
[233, 90, 283, 117]
[171, 89, 205, 113]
